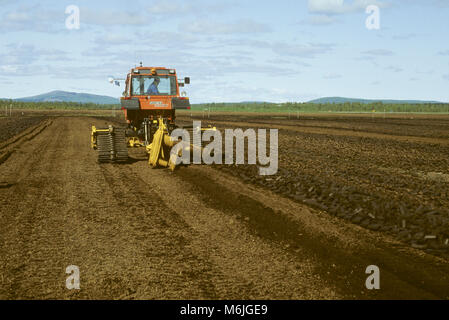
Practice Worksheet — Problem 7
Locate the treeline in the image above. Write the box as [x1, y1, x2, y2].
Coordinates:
[193, 102, 449, 113]
[1, 99, 448, 113]
[0, 100, 120, 110]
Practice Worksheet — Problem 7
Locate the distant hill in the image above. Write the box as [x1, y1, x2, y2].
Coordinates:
[307, 97, 443, 104]
[15, 91, 119, 105]
[5, 92, 445, 106]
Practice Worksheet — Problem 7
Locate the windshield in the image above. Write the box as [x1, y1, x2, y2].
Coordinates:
[131, 75, 177, 96]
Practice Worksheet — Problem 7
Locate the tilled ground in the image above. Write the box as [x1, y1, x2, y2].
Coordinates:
[177, 114, 449, 259]
[0, 114, 449, 299]
[0, 115, 48, 143]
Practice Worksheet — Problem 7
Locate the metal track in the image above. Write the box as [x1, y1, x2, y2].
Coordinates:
[97, 127, 128, 163]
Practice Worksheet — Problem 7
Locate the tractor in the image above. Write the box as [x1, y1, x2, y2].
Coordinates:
[91, 65, 212, 170]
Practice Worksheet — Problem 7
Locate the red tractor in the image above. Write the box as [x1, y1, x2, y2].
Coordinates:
[91, 65, 194, 169]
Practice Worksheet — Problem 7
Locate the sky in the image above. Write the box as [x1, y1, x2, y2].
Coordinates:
[0, 0, 448, 103]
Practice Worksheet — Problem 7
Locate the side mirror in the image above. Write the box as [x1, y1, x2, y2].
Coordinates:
[108, 76, 120, 86]
[184, 77, 190, 84]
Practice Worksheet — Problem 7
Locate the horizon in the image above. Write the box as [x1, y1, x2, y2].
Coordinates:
[1, 1, 448, 103]
[5, 89, 448, 105]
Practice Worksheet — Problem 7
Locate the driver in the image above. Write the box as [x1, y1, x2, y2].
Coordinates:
[147, 77, 160, 95]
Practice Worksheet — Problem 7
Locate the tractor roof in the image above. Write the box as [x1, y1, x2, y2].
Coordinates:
[129, 67, 177, 75]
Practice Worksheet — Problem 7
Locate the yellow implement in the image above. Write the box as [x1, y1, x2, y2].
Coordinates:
[146, 118, 217, 171]
[146, 118, 178, 170]
[91, 125, 110, 149]
[92, 118, 216, 169]
[128, 137, 143, 148]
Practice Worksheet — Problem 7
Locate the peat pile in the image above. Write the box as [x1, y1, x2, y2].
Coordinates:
[217, 163, 449, 259]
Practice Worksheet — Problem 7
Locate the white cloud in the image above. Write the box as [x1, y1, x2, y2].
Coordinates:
[394, 0, 449, 8]
[361, 49, 394, 56]
[147, 1, 232, 16]
[82, 9, 150, 26]
[392, 33, 418, 40]
[323, 73, 342, 79]
[273, 42, 334, 58]
[300, 14, 339, 25]
[0, 4, 156, 32]
[0, 44, 68, 68]
[136, 31, 199, 48]
[95, 34, 129, 45]
[148, 2, 191, 14]
[308, 0, 345, 14]
[0, 5, 60, 33]
[308, 0, 389, 15]
[180, 20, 271, 35]
[385, 65, 403, 73]
[303, 1, 390, 28]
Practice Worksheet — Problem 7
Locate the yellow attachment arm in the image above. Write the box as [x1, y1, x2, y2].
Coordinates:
[148, 118, 179, 170]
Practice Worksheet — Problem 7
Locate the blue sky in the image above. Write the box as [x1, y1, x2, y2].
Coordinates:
[0, 0, 448, 103]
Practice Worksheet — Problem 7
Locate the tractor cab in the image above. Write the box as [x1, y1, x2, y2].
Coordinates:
[122, 67, 189, 97]
[119, 66, 191, 132]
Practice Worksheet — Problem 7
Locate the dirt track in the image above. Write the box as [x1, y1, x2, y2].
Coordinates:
[1, 116, 449, 299]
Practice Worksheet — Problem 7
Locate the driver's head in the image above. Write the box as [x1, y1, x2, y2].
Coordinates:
[153, 77, 160, 84]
